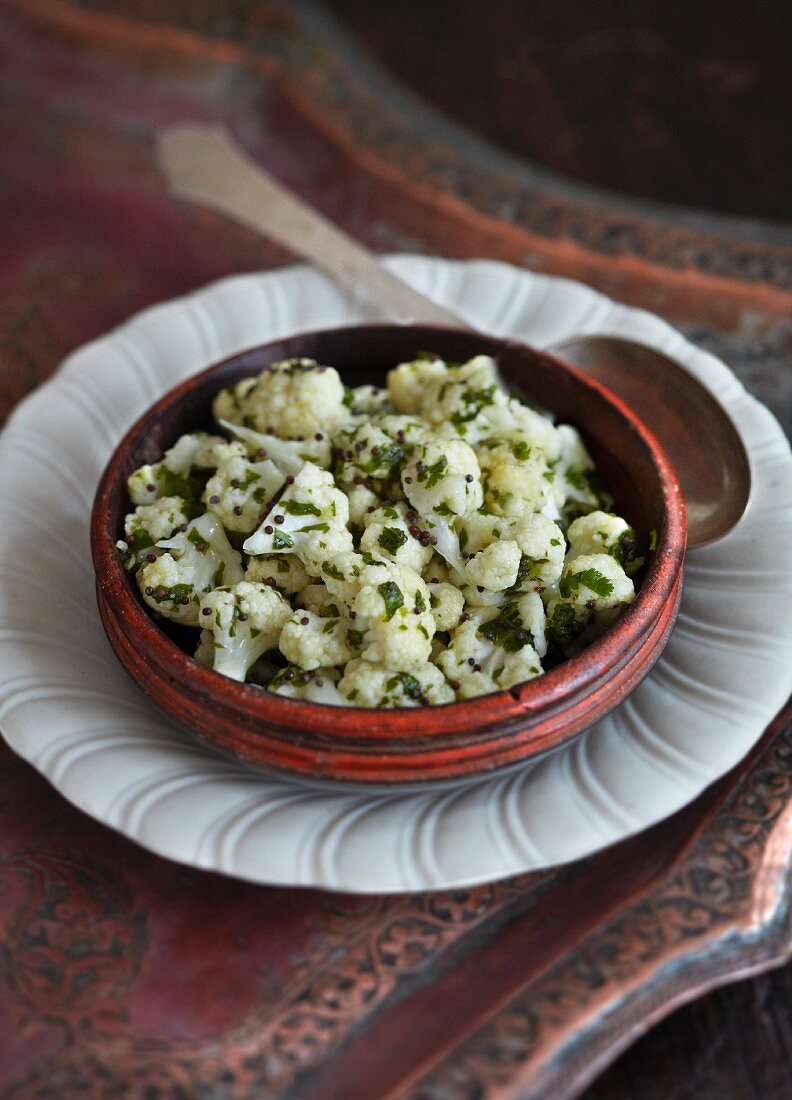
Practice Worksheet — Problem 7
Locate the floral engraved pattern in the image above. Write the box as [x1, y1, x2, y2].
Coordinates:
[407, 719, 792, 1100]
[0, 849, 147, 1019]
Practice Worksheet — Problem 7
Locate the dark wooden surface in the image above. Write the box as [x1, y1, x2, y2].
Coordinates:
[0, 2, 790, 1098]
[333, 0, 791, 223]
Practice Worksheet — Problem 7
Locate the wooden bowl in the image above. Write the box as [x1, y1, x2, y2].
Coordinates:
[91, 325, 686, 787]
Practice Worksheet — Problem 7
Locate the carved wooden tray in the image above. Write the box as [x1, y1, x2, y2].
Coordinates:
[0, 1, 790, 1096]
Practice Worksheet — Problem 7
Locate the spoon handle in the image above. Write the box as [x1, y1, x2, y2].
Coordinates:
[157, 125, 466, 328]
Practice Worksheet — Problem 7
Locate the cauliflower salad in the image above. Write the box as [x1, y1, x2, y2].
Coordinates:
[118, 353, 644, 707]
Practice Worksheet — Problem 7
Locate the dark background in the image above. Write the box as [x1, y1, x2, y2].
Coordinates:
[332, 0, 791, 223]
[331, 3, 792, 1097]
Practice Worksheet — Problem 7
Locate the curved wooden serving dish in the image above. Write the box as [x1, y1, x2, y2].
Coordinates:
[91, 324, 685, 785]
[0, 0, 790, 1096]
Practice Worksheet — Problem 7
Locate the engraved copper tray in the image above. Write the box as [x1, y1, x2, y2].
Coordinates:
[0, 2, 790, 1096]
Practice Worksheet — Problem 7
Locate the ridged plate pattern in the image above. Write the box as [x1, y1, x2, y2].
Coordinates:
[0, 257, 790, 892]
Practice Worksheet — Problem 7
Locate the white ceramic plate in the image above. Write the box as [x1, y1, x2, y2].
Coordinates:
[1, 256, 791, 893]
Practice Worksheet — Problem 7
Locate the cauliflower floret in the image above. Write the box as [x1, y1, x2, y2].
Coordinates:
[456, 511, 503, 554]
[213, 358, 347, 438]
[198, 581, 292, 682]
[279, 608, 360, 670]
[203, 453, 286, 533]
[243, 462, 353, 573]
[344, 384, 391, 416]
[137, 512, 244, 625]
[360, 503, 433, 573]
[220, 419, 332, 472]
[427, 580, 464, 631]
[337, 659, 455, 707]
[477, 437, 554, 518]
[566, 511, 643, 575]
[479, 396, 563, 462]
[455, 512, 565, 591]
[268, 666, 345, 705]
[510, 514, 567, 589]
[553, 425, 608, 521]
[127, 432, 217, 505]
[373, 413, 430, 446]
[193, 628, 215, 668]
[556, 553, 635, 612]
[437, 602, 544, 699]
[401, 438, 483, 517]
[333, 420, 405, 496]
[459, 584, 506, 608]
[194, 437, 247, 469]
[351, 561, 435, 670]
[419, 356, 501, 443]
[295, 583, 347, 618]
[387, 354, 450, 414]
[245, 554, 310, 595]
[345, 483, 382, 527]
[121, 496, 191, 566]
[464, 540, 522, 592]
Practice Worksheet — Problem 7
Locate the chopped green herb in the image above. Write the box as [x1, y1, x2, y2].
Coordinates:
[153, 582, 194, 605]
[417, 455, 447, 488]
[272, 529, 294, 550]
[347, 629, 363, 648]
[155, 465, 204, 502]
[477, 602, 535, 653]
[239, 469, 260, 490]
[378, 581, 404, 620]
[322, 560, 345, 580]
[450, 385, 496, 430]
[283, 500, 322, 516]
[188, 528, 209, 553]
[277, 559, 290, 573]
[559, 568, 614, 599]
[564, 464, 588, 492]
[511, 440, 531, 461]
[414, 590, 426, 612]
[378, 526, 408, 553]
[547, 603, 585, 647]
[358, 443, 403, 476]
[385, 672, 421, 697]
[649, 528, 659, 550]
[296, 522, 330, 533]
[127, 527, 153, 553]
[433, 502, 454, 517]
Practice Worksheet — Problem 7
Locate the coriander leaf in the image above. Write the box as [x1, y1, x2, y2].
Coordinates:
[283, 501, 322, 516]
[559, 567, 614, 599]
[187, 528, 209, 553]
[417, 455, 448, 488]
[378, 527, 408, 553]
[547, 603, 585, 647]
[477, 602, 535, 653]
[378, 581, 404, 620]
